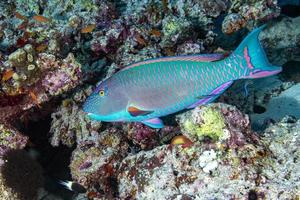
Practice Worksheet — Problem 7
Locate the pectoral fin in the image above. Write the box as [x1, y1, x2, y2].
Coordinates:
[142, 118, 164, 129]
[128, 106, 153, 117]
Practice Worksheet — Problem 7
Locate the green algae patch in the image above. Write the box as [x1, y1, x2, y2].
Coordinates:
[183, 107, 226, 141]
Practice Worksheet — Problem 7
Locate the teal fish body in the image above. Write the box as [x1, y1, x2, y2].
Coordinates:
[83, 25, 282, 128]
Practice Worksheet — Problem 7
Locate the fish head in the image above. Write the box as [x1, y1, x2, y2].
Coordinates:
[83, 79, 128, 121]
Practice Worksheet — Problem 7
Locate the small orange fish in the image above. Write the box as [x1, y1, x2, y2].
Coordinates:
[1, 69, 14, 82]
[29, 90, 41, 108]
[81, 24, 96, 33]
[36, 43, 48, 52]
[171, 135, 193, 148]
[33, 15, 50, 23]
[150, 29, 161, 37]
[15, 11, 28, 21]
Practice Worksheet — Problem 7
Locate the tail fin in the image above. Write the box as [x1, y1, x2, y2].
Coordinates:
[233, 25, 282, 79]
[58, 180, 87, 193]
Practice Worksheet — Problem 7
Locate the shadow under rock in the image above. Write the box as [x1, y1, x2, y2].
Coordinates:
[17, 115, 75, 200]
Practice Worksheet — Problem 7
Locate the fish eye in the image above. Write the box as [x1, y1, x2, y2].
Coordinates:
[99, 90, 105, 97]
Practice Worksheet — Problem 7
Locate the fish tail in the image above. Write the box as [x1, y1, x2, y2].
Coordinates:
[233, 25, 282, 79]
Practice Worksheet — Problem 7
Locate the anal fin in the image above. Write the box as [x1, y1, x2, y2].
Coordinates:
[187, 81, 233, 109]
[142, 118, 164, 129]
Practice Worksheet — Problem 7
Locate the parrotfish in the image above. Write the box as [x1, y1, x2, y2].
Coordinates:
[83, 25, 282, 128]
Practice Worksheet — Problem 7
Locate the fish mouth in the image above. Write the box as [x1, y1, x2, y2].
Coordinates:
[86, 113, 103, 121]
[86, 112, 97, 117]
[86, 112, 100, 120]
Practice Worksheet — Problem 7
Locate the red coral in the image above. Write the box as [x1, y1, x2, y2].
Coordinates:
[219, 104, 260, 148]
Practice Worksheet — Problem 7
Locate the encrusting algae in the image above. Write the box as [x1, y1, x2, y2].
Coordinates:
[182, 106, 226, 141]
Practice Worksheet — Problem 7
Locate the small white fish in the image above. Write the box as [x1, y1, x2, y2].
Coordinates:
[59, 180, 86, 193]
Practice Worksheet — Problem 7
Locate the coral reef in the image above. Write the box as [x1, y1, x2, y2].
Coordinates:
[126, 123, 180, 150]
[50, 86, 101, 147]
[70, 127, 129, 198]
[177, 103, 258, 148]
[179, 105, 226, 141]
[127, 122, 159, 150]
[222, 0, 280, 34]
[41, 53, 82, 96]
[260, 16, 300, 65]
[0, 0, 298, 199]
[118, 105, 300, 199]
[0, 124, 28, 170]
[0, 149, 44, 200]
[0, 51, 82, 161]
[260, 116, 300, 199]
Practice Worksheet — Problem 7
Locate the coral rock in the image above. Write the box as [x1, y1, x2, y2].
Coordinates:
[70, 127, 129, 198]
[42, 53, 82, 96]
[177, 103, 258, 148]
[260, 16, 300, 65]
[50, 87, 98, 147]
[222, 13, 246, 34]
[118, 109, 300, 199]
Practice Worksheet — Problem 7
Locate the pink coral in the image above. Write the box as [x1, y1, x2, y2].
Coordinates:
[127, 122, 158, 150]
[41, 53, 82, 96]
[0, 124, 28, 167]
[127, 122, 181, 150]
[219, 104, 260, 148]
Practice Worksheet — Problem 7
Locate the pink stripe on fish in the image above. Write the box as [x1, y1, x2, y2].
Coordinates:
[249, 70, 282, 78]
[243, 47, 254, 70]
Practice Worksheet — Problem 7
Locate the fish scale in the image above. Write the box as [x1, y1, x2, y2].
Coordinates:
[83, 25, 282, 128]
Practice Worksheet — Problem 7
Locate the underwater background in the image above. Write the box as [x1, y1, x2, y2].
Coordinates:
[0, 0, 299, 199]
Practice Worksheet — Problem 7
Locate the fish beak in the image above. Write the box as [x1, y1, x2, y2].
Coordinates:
[86, 113, 94, 119]
[85, 113, 103, 121]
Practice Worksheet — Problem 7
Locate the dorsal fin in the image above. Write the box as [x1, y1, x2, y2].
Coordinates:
[121, 53, 226, 71]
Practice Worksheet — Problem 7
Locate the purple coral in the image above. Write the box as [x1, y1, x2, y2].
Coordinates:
[219, 104, 260, 148]
[41, 53, 82, 96]
[69, 127, 128, 198]
[43, 71, 72, 95]
[127, 122, 158, 150]
[91, 20, 128, 56]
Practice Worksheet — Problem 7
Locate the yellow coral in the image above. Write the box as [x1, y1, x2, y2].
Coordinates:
[184, 107, 226, 141]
